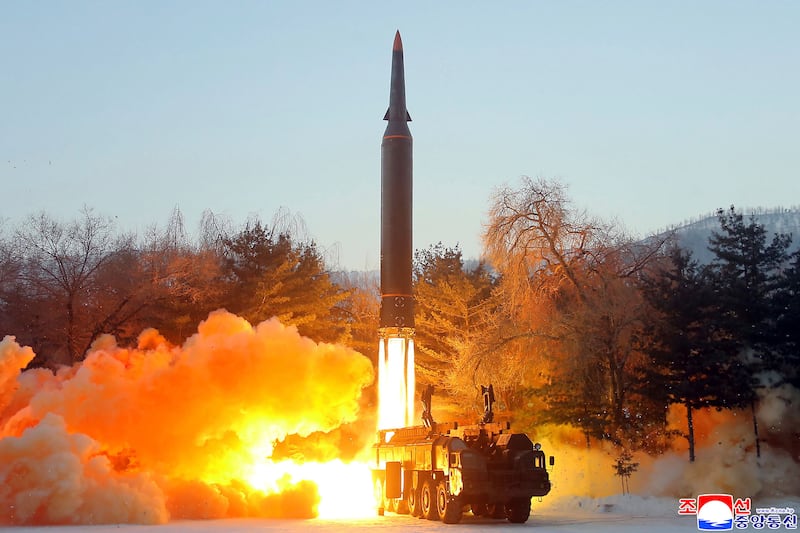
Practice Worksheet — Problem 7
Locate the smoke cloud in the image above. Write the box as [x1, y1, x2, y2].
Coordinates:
[0, 310, 374, 525]
[535, 385, 800, 511]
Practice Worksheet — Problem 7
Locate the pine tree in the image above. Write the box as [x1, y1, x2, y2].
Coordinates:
[221, 221, 349, 343]
[707, 206, 791, 362]
[412, 243, 498, 405]
[705, 206, 792, 457]
[641, 247, 740, 461]
[773, 250, 800, 387]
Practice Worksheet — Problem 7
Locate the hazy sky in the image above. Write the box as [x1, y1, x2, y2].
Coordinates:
[2, 1, 798, 270]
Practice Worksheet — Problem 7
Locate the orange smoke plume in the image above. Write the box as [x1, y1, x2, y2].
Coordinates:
[0, 310, 374, 525]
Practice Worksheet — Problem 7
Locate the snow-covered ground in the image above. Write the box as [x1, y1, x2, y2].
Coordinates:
[4, 496, 798, 533]
[0, 514, 688, 533]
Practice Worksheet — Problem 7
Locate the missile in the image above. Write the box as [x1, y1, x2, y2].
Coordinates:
[378, 31, 415, 429]
[380, 30, 414, 330]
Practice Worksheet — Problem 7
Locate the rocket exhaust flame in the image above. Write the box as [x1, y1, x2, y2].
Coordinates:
[0, 311, 375, 525]
[377, 331, 415, 429]
[246, 459, 374, 519]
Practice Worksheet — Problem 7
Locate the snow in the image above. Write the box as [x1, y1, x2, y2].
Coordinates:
[0, 515, 685, 533]
[669, 207, 800, 264]
[4, 496, 798, 533]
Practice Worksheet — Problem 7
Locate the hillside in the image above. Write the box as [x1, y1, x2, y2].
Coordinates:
[665, 207, 800, 264]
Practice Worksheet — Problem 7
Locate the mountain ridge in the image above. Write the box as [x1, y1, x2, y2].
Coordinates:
[664, 206, 800, 264]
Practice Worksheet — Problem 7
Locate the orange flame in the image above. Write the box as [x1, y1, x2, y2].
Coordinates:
[246, 458, 375, 519]
[0, 311, 376, 525]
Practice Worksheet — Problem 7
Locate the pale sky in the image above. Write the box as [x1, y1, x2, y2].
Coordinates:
[2, 1, 798, 270]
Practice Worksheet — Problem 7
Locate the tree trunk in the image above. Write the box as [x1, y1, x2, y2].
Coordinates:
[686, 402, 695, 463]
[751, 399, 761, 459]
[66, 297, 78, 362]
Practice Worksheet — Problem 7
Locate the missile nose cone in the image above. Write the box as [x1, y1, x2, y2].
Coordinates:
[384, 30, 411, 123]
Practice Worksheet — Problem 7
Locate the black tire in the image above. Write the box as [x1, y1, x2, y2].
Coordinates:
[408, 487, 421, 517]
[506, 497, 531, 524]
[436, 481, 463, 524]
[421, 479, 439, 521]
[487, 502, 505, 519]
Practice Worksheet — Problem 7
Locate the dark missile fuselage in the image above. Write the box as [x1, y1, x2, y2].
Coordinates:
[380, 32, 414, 330]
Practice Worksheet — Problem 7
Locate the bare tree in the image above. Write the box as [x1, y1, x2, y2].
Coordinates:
[486, 177, 668, 298]
[483, 177, 669, 448]
[0, 220, 20, 292]
[198, 209, 233, 255]
[0, 221, 23, 341]
[15, 207, 117, 362]
[484, 176, 603, 305]
[133, 208, 226, 342]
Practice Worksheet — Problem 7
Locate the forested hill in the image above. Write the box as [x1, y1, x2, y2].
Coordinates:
[665, 207, 800, 264]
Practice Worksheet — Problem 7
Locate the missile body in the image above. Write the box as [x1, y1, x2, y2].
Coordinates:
[378, 31, 415, 429]
[380, 31, 414, 330]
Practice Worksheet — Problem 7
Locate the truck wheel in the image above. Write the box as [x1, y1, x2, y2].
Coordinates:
[421, 479, 439, 520]
[436, 481, 463, 524]
[505, 498, 531, 524]
[408, 487, 421, 517]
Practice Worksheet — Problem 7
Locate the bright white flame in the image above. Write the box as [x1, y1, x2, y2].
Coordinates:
[246, 459, 375, 519]
[377, 334, 415, 429]
[406, 338, 415, 424]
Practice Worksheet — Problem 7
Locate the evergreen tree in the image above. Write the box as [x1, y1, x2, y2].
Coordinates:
[773, 249, 800, 387]
[535, 342, 610, 448]
[641, 247, 742, 461]
[412, 243, 497, 406]
[707, 206, 791, 363]
[704, 206, 791, 457]
[221, 221, 349, 343]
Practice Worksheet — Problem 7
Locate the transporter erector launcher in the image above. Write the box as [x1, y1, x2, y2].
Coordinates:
[378, 31, 415, 430]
